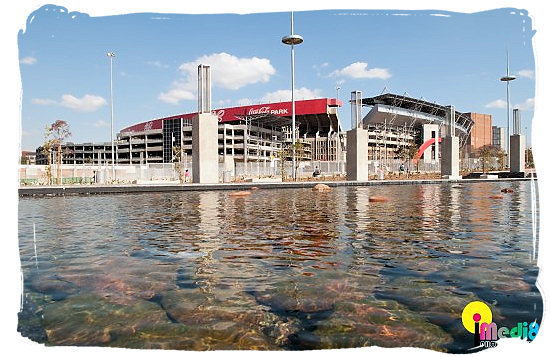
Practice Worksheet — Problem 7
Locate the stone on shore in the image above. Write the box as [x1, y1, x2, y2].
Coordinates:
[312, 184, 331, 192]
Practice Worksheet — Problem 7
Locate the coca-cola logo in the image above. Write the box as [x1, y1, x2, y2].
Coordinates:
[247, 106, 289, 116]
[248, 106, 270, 115]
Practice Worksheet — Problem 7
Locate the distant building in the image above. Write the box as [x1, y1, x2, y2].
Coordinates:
[465, 113, 492, 154]
[492, 126, 506, 151]
[20, 150, 36, 165]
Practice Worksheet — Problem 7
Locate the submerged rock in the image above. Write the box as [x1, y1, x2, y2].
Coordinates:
[29, 275, 78, 301]
[42, 293, 171, 346]
[307, 298, 453, 351]
[160, 289, 299, 348]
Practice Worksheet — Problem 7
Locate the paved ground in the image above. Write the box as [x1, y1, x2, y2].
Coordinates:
[18, 177, 535, 197]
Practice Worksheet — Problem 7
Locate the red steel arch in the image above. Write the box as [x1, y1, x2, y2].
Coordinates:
[413, 137, 442, 162]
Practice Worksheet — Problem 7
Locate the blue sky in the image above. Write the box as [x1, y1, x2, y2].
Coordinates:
[18, 5, 536, 150]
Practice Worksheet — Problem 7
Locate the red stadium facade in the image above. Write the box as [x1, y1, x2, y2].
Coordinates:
[115, 98, 343, 165]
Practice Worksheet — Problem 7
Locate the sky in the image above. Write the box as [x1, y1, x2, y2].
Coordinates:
[18, 6, 536, 151]
[5, 2, 550, 357]
[18, 5, 535, 150]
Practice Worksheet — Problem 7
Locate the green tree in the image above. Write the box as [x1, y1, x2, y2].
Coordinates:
[477, 145, 504, 173]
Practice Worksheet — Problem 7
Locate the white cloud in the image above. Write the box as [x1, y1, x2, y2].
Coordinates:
[517, 69, 534, 79]
[313, 62, 329, 71]
[485, 99, 507, 109]
[20, 56, 37, 65]
[217, 99, 231, 106]
[158, 84, 196, 104]
[330, 62, 391, 80]
[93, 120, 110, 128]
[236, 98, 254, 106]
[32, 94, 107, 112]
[514, 98, 535, 111]
[261, 87, 322, 103]
[32, 98, 57, 105]
[147, 61, 169, 69]
[159, 52, 275, 105]
[60, 94, 107, 112]
[179, 52, 275, 90]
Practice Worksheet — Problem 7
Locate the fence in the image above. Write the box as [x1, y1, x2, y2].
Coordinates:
[19, 163, 180, 185]
[18, 156, 508, 185]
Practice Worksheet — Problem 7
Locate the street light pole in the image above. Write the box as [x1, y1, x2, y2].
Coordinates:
[107, 52, 116, 181]
[500, 50, 516, 169]
[336, 86, 341, 173]
[282, 12, 303, 180]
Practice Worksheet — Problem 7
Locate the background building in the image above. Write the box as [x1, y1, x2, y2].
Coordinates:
[492, 126, 506, 152]
[466, 113, 493, 155]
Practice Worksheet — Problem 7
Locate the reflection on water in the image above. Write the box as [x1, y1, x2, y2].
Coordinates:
[18, 181, 542, 351]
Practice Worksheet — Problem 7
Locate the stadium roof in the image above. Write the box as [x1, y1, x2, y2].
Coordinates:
[119, 98, 342, 136]
[361, 93, 473, 135]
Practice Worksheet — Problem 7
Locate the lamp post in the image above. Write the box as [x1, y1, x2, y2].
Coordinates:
[336, 86, 341, 173]
[500, 50, 516, 169]
[282, 12, 303, 180]
[107, 51, 116, 181]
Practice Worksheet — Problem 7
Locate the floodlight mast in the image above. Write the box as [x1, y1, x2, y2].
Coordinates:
[500, 49, 516, 169]
[282, 12, 303, 180]
[107, 51, 116, 181]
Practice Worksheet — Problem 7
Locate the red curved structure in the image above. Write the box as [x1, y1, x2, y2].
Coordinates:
[413, 137, 442, 162]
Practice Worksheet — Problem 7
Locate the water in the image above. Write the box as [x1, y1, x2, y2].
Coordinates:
[17, 181, 542, 351]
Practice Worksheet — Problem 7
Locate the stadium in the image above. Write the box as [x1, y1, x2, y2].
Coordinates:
[35, 92, 504, 176]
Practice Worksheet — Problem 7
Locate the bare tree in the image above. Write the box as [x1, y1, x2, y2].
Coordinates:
[45, 120, 71, 185]
[172, 145, 184, 184]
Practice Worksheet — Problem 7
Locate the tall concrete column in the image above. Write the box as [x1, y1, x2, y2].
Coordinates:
[346, 128, 369, 181]
[192, 64, 219, 183]
[347, 90, 368, 181]
[510, 109, 525, 174]
[441, 105, 461, 179]
[510, 135, 525, 174]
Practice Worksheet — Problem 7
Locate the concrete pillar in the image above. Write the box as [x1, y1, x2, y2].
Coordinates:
[441, 105, 461, 179]
[422, 123, 438, 164]
[192, 113, 219, 183]
[192, 64, 218, 183]
[510, 134, 525, 173]
[441, 136, 460, 179]
[434, 127, 439, 162]
[346, 128, 369, 181]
